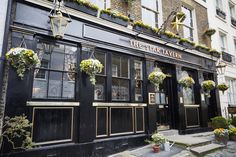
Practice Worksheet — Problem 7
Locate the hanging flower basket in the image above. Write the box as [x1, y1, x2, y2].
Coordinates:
[148, 69, 166, 91]
[217, 83, 229, 94]
[5, 47, 40, 79]
[178, 76, 195, 89]
[80, 58, 103, 85]
[204, 28, 216, 36]
[202, 80, 215, 97]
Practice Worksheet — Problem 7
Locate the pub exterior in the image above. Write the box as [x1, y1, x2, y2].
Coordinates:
[1, 0, 221, 156]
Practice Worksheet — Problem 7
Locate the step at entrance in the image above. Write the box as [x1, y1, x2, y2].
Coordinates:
[190, 143, 225, 155]
[159, 129, 179, 136]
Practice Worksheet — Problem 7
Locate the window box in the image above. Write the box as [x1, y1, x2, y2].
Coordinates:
[222, 52, 232, 62]
[65, 1, 98, 17]
[216, 8, 226, 19]
[210, 49, 221, 58]
[100, 11, 129, 27]
[179, 38, 195, 49]
[160, 31, 180, 44]
[195, 44, 210, 54]
[133, 21, 154, 36]
[231, 18, 236, 27]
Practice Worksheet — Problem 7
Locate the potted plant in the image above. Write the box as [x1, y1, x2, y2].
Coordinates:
[100, 9, 129, 27]
[145, 132, 166, 153]
[229, 128, 236, 141]
[133, 20, 153, 35]
[217, 83, 229, 94]
[201, 80, 215, 97]
[148, 68, 167, 91]
[195, 44, 210, 54]
[5, 47, 40, 79]
[178, 76, 195, 89]
[204, 28, 216, 36]
[179, 38, 195, 49]
[211, 116, 229, 130]
[214, 128, 229, 145]
[64, 0, 99, 17]
[210, 49, 221, 58]
[160, 31, 181, 43]
[80, 58, 103, 85]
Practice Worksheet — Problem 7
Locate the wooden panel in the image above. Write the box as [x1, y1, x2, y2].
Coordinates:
[32, 107, 73, 144]
[185, 107, 200, 127]
[136, 107, 144, 132]
[110, 107, 134, 135]
[96, 107, 108, 137]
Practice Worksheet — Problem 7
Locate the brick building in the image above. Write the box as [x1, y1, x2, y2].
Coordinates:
[0, 0, 221, 156]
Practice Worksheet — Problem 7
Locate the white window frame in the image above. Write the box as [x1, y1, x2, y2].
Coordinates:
[219, 31, 228, 52]
[141, 0, 159, 28]
[87, 0, 110, 9]
[229, 2, 236, 19]
[216, 0, 224, 11]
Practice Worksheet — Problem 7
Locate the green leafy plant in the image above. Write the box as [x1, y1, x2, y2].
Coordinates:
[145, 132, 166, 145]
[152, 27, 159, 34]
[179, 38, 196, 46]
[178, 76, 195, 89]
[100, 9, 129, 21]
[80, 58, 104, 85]
[231, 117, 236, 127]
[162, 31, 180, 39]
[217, 83, 229, 94]
[204, 28, 216, 36]
[134, 20, 151, 30]
[229, 127, 236, 136]
[202, 80, 215, 97]
[210, 49, 221, 57]
[5, 47, 40, 79]
[195, 44, 210, 52]
[71, 0, 99, 11]
[211, 116, 229, 129]
[0, 115, 34, 150]
[148, 68, 167, 90]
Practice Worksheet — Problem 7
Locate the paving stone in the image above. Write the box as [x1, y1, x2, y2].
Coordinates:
[190, 143, 224, 155]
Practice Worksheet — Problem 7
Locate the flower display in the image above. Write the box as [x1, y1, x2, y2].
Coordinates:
[5, 47, 40, 79]
[148, 69, 166, 90]
[178, 76, 195, 89]
[146, 132, 166, 145]
[229, 128, 236, 136]
[217, 83, 229, 94]
[202, 80, 215, 91]
[80, 58, 103, 85]
[214, 128, 229, 144]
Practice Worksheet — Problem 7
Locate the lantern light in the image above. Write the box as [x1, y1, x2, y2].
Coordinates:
[216, 61, 226, 75]
[49, 0, 71, 39]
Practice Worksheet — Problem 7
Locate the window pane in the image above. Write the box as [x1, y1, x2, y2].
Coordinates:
[112, 79, 129, 101]
[135, 80, 143, 101]
[142, 0, 157, 11]
[142, 8, 156, 28]
[135, 60, 142, 80]
[88, 0, 105, 9]
[121, 57, 129, 78]
[94, 77, 105, 101]
[48, 71, 62, 98]
[112, 56, 120, 77]
[183, 87, 195, 104]
[64, 46, 77, 72]
[32, 71, 48, 98]
[63, 73, 75, 99]
[95, 52, 106, 75]
[51, 45, 65, 70]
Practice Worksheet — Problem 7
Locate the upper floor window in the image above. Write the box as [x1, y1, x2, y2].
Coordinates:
[219, 32, 227, 52]
[141, 0, 158, 28]
[32, 41, 77, 99]
[182, 6, 194, 41]
[216, 0, 223, 11]
[234, 39, 236, 54]
[226, 79, 236, 105]
[88, 0, 110, 9]
[230, 3, 236, 19]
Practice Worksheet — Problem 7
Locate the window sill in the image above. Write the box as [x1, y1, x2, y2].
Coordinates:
[93, 102, 147, 107]
[215, 15, 227, 23]
[27, 101, 80, 106]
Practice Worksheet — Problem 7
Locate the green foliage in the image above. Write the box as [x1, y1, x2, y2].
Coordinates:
[145, 132, 166, 145]
[195, 44, 210, 52]
[210, 49, 221, 55]
[217, 83, 229, 93]
[179, 38, 196, 46]
[80, 58, 104, 85]
[5, 48, 40, 79]
[148, 68, 167, 88]
[211, 116, 229, 129]
[178, 76, 195, 89]
[163, 31, 180, 39]
[1, 115, 34, 150]
[73, 0, 99, 11]
[134, 20, 151, 30]
[201, 80, 215, 91]
[231, 117, 236, 127]
[152, 27, 159, 33]
[204, 28, 216, 36]
[100, 9, 129, 21]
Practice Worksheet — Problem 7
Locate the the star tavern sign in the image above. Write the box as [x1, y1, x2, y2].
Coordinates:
[130, 40, 182, 59]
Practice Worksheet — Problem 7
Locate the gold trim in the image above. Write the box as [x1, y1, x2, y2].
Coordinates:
[109, 107, 134, 136]
[96, 107, 108, 138]
[27, 101, 80, 106]
[135, 107, 145, 133]
[32, 107, 74, 145]
[185, 107, 200, 128]
[93, 102, 147, 107]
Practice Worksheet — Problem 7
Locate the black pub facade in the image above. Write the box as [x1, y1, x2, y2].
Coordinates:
[1, 0, 221, 156]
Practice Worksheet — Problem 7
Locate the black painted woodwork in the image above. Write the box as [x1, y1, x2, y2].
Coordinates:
[136, 108, 144, 132]
[33, 108, 73, 143]
[185, 107, 199, 127]
[96, 108, 107, 136]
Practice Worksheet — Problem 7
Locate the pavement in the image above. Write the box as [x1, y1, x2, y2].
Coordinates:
[108, 131, 236, 157]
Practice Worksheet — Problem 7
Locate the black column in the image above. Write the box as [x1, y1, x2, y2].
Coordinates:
[78, 46, 96, 143]
[214, 73, 222, 116]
